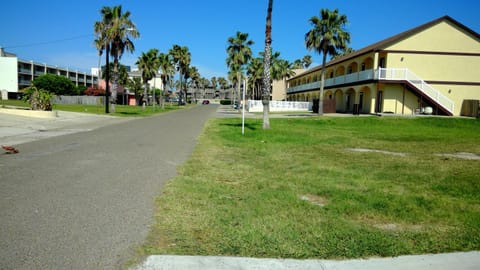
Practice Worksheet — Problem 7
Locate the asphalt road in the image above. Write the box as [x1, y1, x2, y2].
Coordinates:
[0, 105, 218, 269]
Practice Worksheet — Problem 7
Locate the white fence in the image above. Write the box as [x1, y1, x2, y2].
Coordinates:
[247, 100, 311, 112]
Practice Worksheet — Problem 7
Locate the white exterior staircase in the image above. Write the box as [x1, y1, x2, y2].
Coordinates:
[377, 68, 454, 115]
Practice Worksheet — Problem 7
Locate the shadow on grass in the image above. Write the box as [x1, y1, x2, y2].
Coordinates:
[117, 112, 143, 116]
[220, 122, 258, 131]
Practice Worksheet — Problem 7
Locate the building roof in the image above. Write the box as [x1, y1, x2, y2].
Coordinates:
[289, 15, 480, 80]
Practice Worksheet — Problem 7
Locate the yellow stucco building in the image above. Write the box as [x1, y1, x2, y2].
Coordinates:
[286, 16, 480, 116]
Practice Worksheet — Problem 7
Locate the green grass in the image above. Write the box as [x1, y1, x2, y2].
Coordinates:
[143, 116, 480, 259]
[52, 103, 185, 117]
[1, 98, 187, 117]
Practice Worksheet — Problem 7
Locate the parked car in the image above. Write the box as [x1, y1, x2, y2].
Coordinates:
[202, 100, 210, 105]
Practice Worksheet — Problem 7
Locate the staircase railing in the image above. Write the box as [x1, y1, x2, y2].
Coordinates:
[376, 68, 454, 114]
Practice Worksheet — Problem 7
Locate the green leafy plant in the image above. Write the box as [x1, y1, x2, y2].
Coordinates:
[31, 74, 76, 95]
[21, 86, 54, 111]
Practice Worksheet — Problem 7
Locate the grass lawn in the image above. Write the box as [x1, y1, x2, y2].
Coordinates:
[143, 116, 480, 259]
[1, 99, 186, 117]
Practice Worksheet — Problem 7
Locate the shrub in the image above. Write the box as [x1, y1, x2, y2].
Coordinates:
[21, 86, 54, 111]
[84, 86, 106, 96]
[32, 74, 76, 95]
[76, 85, 87, 96]
[220, 100, 232, 105]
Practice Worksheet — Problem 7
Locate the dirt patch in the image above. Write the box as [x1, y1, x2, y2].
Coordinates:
[300, 194, 328, 207]
[373, 223, 424, 232]
[346, 148, 407, 157]
[436, 152, 480, 160]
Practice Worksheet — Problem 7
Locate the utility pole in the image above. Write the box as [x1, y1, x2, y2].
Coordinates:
[105, 43, 110, 114]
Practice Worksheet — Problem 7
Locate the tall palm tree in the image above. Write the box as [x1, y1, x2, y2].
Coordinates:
[158, 52, 175, 108]
[188, 66, 200, 102]
[305, 8, 350, 115]
[126, 76, 143, 104]
[136, 48, 160, 108]
[292, 59, 303, 69]
[262, 0, 273, 129]
[94, 5, 139, 113]
[226, 31, 254, 104]
[247, 57, 263, 100]
[93, 36, 105, 89]
[170, 45, 191, 105]
[210, 77, 217, 98]
[217, 77, 229, 99]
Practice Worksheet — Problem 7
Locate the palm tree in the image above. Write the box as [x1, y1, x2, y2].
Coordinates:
[302, 55, 312, 68]
[170, 45, 191, 105]
[226, 31, 254, 104]
[305, 8, 350, 115]
[262, 0, 273, 129]
[136, 48, 160, 109]
[292, 59, 303, 69]
[247, 57, 263, 100]
[94, 5, 139, 113]
[332, 46, 355, 60]
[158, 52, 175, 108]
[217, 77, 229, 99]
[126, 77, 143, 104]
[273, 59, 295, 101]
[188, 66, 200, 102]
[93, 36, 105, 89]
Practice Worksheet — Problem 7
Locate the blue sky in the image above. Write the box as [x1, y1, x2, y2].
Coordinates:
[1, 0, 478, 79]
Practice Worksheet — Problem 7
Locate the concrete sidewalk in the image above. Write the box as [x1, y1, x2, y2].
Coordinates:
[134, 251, 480, 270]
[0, 110, 130, 146]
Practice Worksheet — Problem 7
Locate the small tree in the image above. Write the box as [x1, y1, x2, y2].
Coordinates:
[31, 74, 75, 95]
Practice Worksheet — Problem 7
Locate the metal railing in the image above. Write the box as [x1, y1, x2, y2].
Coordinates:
[376, 68, 454, 114]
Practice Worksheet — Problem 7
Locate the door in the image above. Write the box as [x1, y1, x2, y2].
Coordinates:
[375, 91, 383, 113]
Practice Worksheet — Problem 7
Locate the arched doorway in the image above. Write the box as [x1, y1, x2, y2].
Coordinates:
[335, 90, 344, 112]
[345, 88, 356, 113]
[323, 90, 335, 113]
[359, 86, 372, 113]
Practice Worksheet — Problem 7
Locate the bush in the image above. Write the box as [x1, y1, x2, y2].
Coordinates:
[85, 86, 106, 96]
[76, 85, 87, 96]
[220, 100, 232, 105]
[32, 74, 76, 95]
[21, 86, 54, 111]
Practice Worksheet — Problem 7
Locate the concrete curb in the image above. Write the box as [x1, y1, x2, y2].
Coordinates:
[134, 251, 480, 270]
[0, 107, 58, 118]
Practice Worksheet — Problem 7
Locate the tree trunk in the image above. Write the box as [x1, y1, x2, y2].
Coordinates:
[111, 58, 119, 113]
[97, 54, 102, 89]
[318, 52, 327, 115]
[105, 44, 110, 114]
[161, 78, 166, 109]
[143, 82, 148, 110]
[262, 0, 273, 129]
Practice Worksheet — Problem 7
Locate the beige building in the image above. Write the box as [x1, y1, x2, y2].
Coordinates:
[286, 16, 480, 116]
[272, 68, 306, 101]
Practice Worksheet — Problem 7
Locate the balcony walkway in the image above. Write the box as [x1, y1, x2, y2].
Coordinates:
[287, 68, 454, 115]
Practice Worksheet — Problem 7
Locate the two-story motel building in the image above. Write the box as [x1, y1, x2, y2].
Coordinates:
[286, 16, 480, 116]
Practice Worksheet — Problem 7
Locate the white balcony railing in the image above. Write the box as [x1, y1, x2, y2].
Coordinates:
[287, 67, 454, 115]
